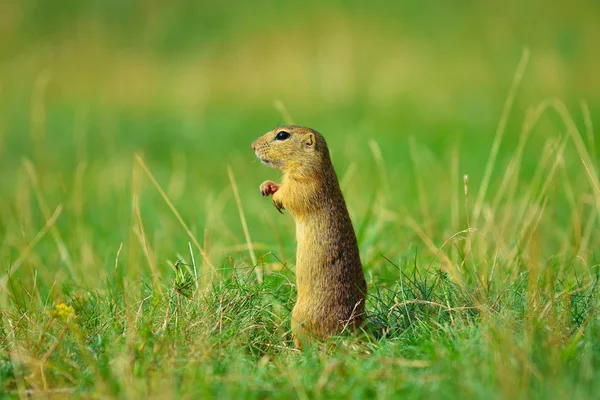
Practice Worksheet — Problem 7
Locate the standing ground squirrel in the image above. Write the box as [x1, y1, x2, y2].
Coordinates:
[252, 126, 367, 347]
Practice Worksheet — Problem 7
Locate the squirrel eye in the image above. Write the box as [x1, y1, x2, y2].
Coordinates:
[274, 131, 291, 141]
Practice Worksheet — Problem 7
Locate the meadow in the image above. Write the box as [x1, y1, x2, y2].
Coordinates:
[1, 1, 599, 398]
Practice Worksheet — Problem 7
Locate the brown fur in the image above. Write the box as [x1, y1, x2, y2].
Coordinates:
[252, 126, 367, 348]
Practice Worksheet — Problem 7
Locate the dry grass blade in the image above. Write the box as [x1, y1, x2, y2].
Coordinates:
[473, 47, 530, 222]
[228, 166, 261, 282]
[409, 137, 432, 238]
[540, 98, 600, 215]
[133, 190, 161, 292]
[404, 216, 463, 282]
[135, 153, 215, 272]
[581, 159, 600, 212]
[368, 139, 389, 194]
[580, 100, 595, 161]
[274, 100, 294, 125]
[23, 160, 76, 280]
[0, 204, 63, 288]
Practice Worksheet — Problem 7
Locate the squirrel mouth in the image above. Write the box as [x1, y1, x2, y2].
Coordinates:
[253, 149, 271, 166]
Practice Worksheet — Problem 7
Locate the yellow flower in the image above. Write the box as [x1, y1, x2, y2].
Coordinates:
[52, 303, 76, 321]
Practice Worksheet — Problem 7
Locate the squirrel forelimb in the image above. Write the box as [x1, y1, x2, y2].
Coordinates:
[259, 180, 279, 197]
[260, 180, 284, 213]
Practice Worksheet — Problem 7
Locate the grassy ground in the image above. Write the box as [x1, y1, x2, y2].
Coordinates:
[1, 1, 600, 399]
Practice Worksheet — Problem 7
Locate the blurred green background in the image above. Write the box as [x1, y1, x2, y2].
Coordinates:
[1, 0, 599, 283]
[1, 2, 600, 398]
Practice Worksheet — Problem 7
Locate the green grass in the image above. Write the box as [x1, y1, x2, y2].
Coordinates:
[1, 1, 600, 398]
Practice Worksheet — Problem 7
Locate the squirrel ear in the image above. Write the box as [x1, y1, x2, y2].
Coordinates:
[303, 132, 315, 150]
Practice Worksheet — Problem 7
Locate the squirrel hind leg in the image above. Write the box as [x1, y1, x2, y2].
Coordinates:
[291, 315, 311, 350]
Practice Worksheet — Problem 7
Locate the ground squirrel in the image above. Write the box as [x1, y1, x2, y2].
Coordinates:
[252, 126, 367, 347]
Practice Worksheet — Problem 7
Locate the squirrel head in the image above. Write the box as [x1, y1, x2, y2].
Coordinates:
[252, 126, 331, 178]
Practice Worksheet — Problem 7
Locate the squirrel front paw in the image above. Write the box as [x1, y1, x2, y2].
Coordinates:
[260, 181, 280, 197]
